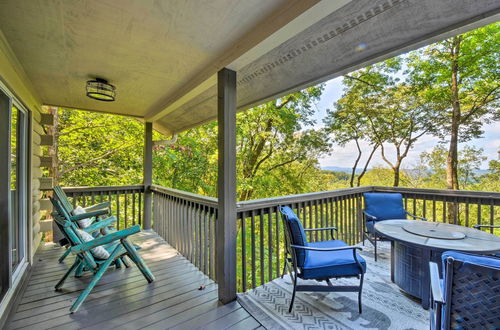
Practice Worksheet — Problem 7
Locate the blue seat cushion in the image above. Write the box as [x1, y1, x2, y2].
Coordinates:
[280, 206, 308, 267]
[363, 193, 407, 222]
[301, 240, 366, 280]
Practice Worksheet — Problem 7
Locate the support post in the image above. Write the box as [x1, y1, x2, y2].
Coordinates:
[216, 68, 237, 304]
[143, 122, 153, 230]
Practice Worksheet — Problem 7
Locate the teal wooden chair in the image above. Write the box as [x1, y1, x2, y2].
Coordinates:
[53, 186, 115, 263]
[50, 197, 155, 313]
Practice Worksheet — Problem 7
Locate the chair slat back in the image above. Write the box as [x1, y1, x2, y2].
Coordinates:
[443, 252, 500, 329]
[53, 186, 75, 215]
[50, 197, 98, 269]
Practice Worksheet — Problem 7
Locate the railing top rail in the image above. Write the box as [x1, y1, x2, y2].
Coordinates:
[373, 186, 500, 200]
[60, 185, 145, 193]
[150, 184, 218, 208]
[236, 186, 374, 212]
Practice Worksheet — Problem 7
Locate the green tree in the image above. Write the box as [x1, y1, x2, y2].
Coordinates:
[237, 86, 330, 200]
[407, 23, 500, 190]
[418, 145, 486, 189]
[55, 108, 144, 186]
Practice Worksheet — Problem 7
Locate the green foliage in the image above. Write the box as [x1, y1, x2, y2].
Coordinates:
[407, 23, 500, 141]
[56, 108, 144, 186]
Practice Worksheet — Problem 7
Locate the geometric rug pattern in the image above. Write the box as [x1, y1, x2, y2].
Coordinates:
[238, 241, 429, 330]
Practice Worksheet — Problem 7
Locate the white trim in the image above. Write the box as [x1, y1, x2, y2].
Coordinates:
[0, 261, 28, 322]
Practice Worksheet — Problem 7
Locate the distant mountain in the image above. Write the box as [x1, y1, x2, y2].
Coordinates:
[321, 166, 489, 175]
[322, 166, 364, 174]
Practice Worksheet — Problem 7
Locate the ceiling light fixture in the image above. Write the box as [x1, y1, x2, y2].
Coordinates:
[86, 78, 116, 102]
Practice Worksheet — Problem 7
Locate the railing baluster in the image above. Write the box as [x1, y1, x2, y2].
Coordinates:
[267, 207, 273, 283]
[251, 210, 256, 289]
[241, 213, 247, 292]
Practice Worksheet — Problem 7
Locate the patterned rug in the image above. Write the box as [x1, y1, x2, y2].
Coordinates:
[238, 241, 428, 330]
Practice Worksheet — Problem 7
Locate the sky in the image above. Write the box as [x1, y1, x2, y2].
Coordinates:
[312, 77, 500, 170]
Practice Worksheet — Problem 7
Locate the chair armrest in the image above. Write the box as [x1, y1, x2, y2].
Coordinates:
[474, 224, 500, 229]
[83, 202, 110, 212]
[363, 211, 377, 221]
[83, 217, 116, 234]
[70, 209, 108, 221]
[71, 225, 141, 254]
[304, 227, 338, 232]
[429, 262, 444, 304]
[406, 211, 427, 221]
[290, 244, 362, 252]
[304, 227, 338, 240]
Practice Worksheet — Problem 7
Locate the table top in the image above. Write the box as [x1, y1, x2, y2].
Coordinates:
[374, 220, 500, 253]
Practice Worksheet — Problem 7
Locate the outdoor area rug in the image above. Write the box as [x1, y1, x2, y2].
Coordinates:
[237, 241, 428, 330]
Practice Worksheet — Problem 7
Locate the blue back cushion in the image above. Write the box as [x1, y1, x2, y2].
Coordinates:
[363, 193, 406, 221]
[441, 251, 500, 273]
[280, 206, 308, 267]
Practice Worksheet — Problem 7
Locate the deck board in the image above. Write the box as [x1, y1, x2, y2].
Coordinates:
[5, 231, 260, 330]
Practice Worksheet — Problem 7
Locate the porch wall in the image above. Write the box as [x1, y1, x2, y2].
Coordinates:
[0, 30, 45, 260]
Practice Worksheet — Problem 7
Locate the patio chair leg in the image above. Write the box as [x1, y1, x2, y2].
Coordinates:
[121, 238, 155, 283]
[59, 247, 71, 263]
[358, 273, 364, 314]
[121, 256, 132, 268]
[374, 233, 378, 262]
[70, 246, 122, 313]
[281, 261, 287, 278]
[289, 273, 298, 313]
[75, 262, 85, 277]
[55, 258, 81, 291]
[115, 258, 123, 269]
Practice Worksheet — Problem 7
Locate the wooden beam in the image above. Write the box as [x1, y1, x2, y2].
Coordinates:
[143, 122, 153, 230]
[39, 219, 53, 233]
[40, 135, 53, 146]
[39, 177, 53, 190]
[216, 68, 237, 304]
[39, 156, 52, 168]
[39, 199, 52, 212]
[40, 113, 54, 126]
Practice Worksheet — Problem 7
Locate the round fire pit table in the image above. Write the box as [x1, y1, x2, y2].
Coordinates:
[374, 220, 500, 309]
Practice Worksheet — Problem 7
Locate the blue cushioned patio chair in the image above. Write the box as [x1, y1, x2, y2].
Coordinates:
[363, 192, 427, 261]
[50, 197, 155, 313]
[429, 251, 500, 330]
[279, 206, 366, 313]
[53, 186, 116, 263]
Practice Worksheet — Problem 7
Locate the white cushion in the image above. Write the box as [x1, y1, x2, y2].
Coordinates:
[73, 205, 93, 228]
[76, 229, 110, 259]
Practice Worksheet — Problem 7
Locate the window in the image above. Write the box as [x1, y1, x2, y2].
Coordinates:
[10, 106, 28, 273]
[0, 87, 29, 302]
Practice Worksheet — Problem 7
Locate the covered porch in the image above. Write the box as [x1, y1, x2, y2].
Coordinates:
[0, 0, 499, 328]
[5, 184, 499, 329]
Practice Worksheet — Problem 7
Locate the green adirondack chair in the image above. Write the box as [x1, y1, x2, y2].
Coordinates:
[50, 197, 155, 313]
[53, 186, 115, 263]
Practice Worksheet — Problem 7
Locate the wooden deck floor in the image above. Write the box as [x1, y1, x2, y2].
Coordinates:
[5, 231, 262, 330]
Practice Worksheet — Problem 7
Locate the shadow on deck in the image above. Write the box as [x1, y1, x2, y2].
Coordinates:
[6, 231, 262, 330]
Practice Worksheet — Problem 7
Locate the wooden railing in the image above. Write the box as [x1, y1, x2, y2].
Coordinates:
[55, 184, 499, 293]
[151, 185, 219, 282]
[373, 186, 500, 229]
[62, 185, 145, 230]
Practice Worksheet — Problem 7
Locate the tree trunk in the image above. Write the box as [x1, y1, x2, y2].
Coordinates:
[393, 166, 400, 187]
[350, 139, 362, 187]
[357, 144, 378, 186]
[446, 36, 461, 223]
[446, 36, 461, 191]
